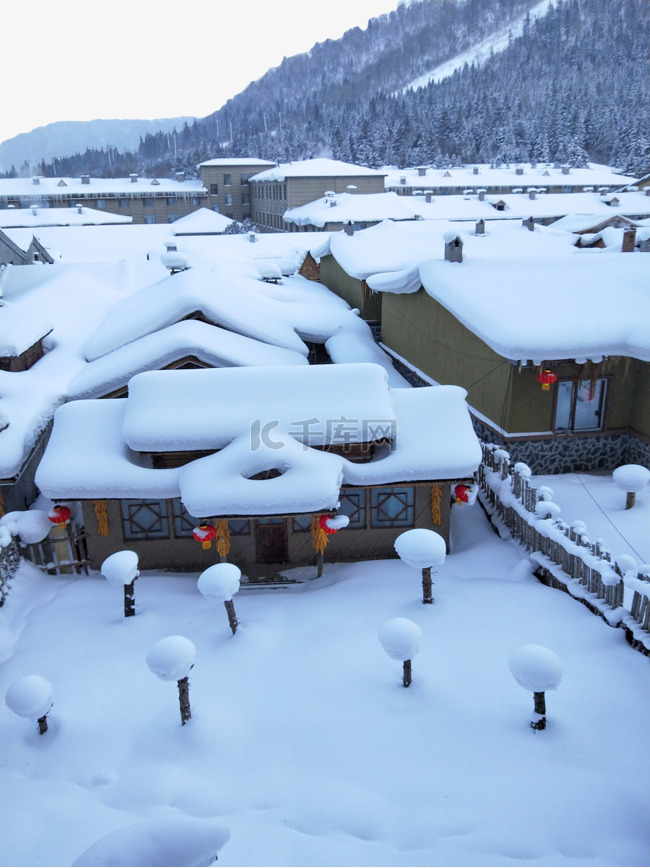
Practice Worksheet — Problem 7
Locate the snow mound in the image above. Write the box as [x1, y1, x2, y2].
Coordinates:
[378, 618, 422, 661]
[198, 563, 241, 602]
[0, 510, 52, 544]
[394, 528, 446, 569]
[5, 675, 53, 720]
[101, 550, 139, 587]
[508, 644, 563, 692]
[146, 636, 196, 682]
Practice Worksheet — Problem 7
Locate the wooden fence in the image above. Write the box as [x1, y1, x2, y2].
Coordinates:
[478, 442, 650, 655]
[22, 524, 90, 577]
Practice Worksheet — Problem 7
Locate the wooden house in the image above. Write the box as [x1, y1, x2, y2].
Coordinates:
[35, 364, 481, 576]
[314, 220, 650, 474]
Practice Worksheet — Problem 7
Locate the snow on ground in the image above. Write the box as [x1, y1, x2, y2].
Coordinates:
[1, 491, 648, 867]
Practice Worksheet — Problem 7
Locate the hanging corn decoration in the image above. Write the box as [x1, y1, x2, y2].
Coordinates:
[215, 519, 231, 558]
[311, 514, 329, 554]
[430, 485, 442, 525]
[93, 500, 110, 536]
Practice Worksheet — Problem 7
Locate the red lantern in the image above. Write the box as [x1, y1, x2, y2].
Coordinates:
[319, 514, 338, 535]
[193, 523, 217, 550]
[537, 369, 557, 391]
[454, 485, 470, 505]
[48, 504, 71, 528]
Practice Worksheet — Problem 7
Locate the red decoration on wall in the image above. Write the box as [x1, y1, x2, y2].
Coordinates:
[537, 369, 557, 391]
[454, 485, 471, 505]
[48, 504, 71, 528]
[193, 523, 217, 550]
[319, 514, 338, 535]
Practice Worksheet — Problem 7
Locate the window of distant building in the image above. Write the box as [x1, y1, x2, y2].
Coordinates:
[119, 198, 130, 208]
[240, 173, 251, 184]
[143, 197, 154, 207]
[224, 193, 233, 206]
[223, 174, 231, 186]
[96, 199, 106, 208]
[190, 196, 200, 205]
[241, 190, 250, 206]
[212, 204, 220, 213]
[167, 196, 177, 206]
[210, 184, 219, 195]
[167, 214, 178, 223]
[143, 215, 156, 224]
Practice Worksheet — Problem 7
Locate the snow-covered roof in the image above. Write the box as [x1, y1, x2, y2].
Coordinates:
[316, 219, 649, 363]
[249, 159, 387, 183]
[170, 207, 234, 234]
[286, 190, 650, 228]
[418, 252, 650, 363]
[198, 158, 276, 168]
[0, 300, 52, 356]
[0, 176, 205, 197]
[35, 364, 481, 515]
[81, 264, 360, 361]
[382, 162, 636, 191]
[0, 206, 133, 228]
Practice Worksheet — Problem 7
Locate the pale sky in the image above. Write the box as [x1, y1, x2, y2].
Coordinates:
[0, 0, 405, 144]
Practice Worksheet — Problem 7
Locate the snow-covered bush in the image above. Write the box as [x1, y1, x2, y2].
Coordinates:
[146, 636, 196, 725]
[612, 464, 650, 509]
[379, 617, 422, 687]
[198, 562, 241, 634]
[5, 674, 53, 734]
[508, 644, 562, 730]
[394, 528, 446, 604]
[101, 550, 139, 617]
[0, 510, 52, 544]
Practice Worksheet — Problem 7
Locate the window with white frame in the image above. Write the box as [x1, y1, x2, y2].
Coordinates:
[223, 174, 231, 186]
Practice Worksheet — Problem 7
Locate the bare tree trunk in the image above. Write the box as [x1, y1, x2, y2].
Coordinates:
[421, 567, 433, 604]
[403, 659, 412, 687]
[626, 491, 636, 510]
[316, 551, 323, 578]
[531, 691, 546, 730]
[177, 676, 191, 725]
[224, 599, 238, 634]
[37, 714, 48, 735]
[124, 579, 136, 618]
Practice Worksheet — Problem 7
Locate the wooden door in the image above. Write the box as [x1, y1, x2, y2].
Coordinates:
[255, 518, 289, 563]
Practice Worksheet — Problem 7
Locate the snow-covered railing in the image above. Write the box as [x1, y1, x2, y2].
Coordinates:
[479, 443, 650, 655]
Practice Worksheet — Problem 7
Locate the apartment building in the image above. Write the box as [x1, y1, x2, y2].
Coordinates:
[197, 158, 276, 222]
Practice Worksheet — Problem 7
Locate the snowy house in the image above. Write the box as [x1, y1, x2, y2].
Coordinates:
[35, 364, 481, 576]
[314, 220, 650, 473]
[0, 229, 54, 266]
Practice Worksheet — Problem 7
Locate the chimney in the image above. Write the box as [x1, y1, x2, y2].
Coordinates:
[444, 234, 463, 263]
[248, 231, 257, 243]
[400, 176, 406, 185]
[175, 171, 185, 183]
[417, 167, 427, 177]
[478, 189, 486, 201]
[515, 167, 524, 176]
[81, 175, 90, 185]
[528, 188, 537, 200]
[163, 239, 178, 252]
[475, 218, 485, 236]
[622, 227, 636, 253]
[344, 222, 354, 236]
[31, 206, 38, 216]
[562, 166, 570, 175]
[76, 204, 83, 214]
[425, 192, 433, 204]
[522, 216, 535, 231]
[32, 176, 40, 186]
[473, 166, 479, 175]
[130, 173, 138, 183]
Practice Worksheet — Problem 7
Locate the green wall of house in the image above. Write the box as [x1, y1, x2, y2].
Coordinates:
[320, 255, 381, 321]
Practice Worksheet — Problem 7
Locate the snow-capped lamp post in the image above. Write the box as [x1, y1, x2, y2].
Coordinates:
[5, 675, 54, 735]
[508, 644, 563, 731]
[101, 550, 140, 617]
[612, 464, 650, 510]
[198, 562, 241, 635]
[378, 618, 423, 687]
[146, 636, 196, 725]
[394, 528, 446, 604]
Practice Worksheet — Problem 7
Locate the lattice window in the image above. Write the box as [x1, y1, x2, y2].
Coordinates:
[292, 515, 313, 533]
[338, 489, 367, 529]
[370, 487, 414, 528]
[121, 499, 169, 540]
[171, 499, 202, 538]
[228, 520, 251, 536]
